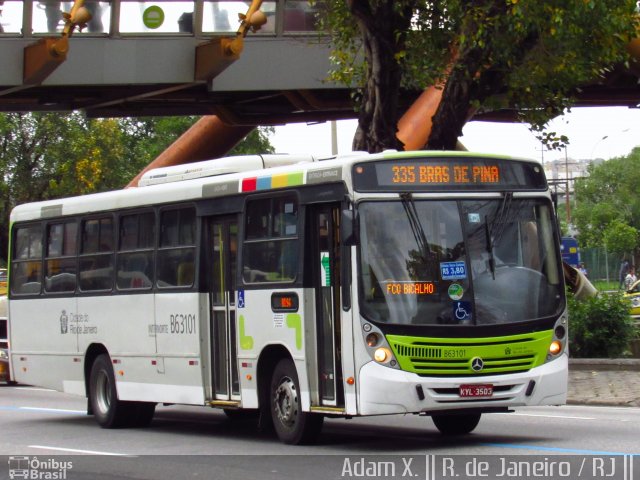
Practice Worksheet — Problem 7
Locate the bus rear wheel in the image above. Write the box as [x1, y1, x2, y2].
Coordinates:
[270, 359, 323, 445]
[89, 354, 132, 428]
[431, 412, 481, 435]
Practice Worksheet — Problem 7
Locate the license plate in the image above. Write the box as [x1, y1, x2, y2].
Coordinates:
[459, 384, 493, 398]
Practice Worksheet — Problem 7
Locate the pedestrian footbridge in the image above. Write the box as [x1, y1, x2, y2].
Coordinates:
[0, 0, 353, 122]
[1, 1, 639, 124]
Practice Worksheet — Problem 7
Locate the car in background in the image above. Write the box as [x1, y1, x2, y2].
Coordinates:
[624, 279, 640, 318]
[0, 268, 6, 296]
[0, 347, 9, 383]
[0, 294, 11, 384]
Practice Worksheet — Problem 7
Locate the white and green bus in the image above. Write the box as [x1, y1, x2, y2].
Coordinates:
[7, 151, 568, 444]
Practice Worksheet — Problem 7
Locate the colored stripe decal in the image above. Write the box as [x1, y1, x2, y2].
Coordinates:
[257, 177, 271, 190]
[242, 172, 304, 192]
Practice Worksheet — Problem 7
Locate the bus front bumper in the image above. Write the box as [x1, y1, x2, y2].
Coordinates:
[358, 354, 568, 416]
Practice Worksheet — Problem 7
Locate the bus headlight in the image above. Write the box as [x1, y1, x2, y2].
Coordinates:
[547, 314, 568, 359]
[374, 347, 391, 363]
[361, 321, 400, 369]
[549, 340, 562, 356]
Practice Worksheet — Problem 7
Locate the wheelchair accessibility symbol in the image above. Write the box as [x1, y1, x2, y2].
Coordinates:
[238, 290, 245, 308]
[453, 301, 472, 321]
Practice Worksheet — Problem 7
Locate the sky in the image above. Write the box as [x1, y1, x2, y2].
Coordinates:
[272, 106, 640, 164]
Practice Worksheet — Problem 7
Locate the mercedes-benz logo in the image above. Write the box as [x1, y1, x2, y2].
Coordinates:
[471, 357, 484, 372]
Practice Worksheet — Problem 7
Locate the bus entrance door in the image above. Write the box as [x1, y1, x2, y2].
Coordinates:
[209, 217, 241, 403]
[312, 206, 344, 408]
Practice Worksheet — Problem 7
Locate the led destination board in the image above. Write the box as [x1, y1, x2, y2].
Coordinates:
[353, 156, 547, 192]
[384, 281, 436, 295]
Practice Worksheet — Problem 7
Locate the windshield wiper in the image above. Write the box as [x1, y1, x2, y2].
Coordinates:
[490, 192, 513, 248]
[484, 215, 496, 279]
[400, 192, 432, 260]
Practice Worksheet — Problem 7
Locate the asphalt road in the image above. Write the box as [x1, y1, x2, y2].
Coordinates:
[0, 385, 638, 479]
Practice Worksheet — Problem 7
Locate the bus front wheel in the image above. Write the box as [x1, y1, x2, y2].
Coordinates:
[270, 359, 323, 445]
[89, 354, 132, 428]
[431, 412, 481, 435]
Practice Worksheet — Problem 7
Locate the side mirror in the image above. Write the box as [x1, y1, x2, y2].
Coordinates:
[341, 209, 356, 245]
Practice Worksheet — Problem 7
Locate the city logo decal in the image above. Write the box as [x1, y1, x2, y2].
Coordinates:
[60, 310, 69, 334]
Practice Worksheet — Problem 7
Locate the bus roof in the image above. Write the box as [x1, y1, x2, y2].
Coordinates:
[10, 151, 540, 223]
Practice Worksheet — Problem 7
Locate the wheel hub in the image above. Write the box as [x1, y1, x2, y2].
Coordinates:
[95, 370, 111, 415]
[274, 376, 297, 426]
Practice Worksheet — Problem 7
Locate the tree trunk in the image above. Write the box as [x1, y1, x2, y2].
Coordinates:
[348, 1, 412, 153]
[427, 55, 481, 150]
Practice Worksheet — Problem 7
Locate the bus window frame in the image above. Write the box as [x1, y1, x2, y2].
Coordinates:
[156, 204, 198, 290]
[78, 213, 116, 294]
[115, 208, 157, 292]
[43, 219, 79, 294]
[10, 222, 45, 297]
[240, 191, 301, 287]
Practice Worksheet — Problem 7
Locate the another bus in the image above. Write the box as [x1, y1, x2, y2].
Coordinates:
[560, 237, 580, 268]
[7, 151, 568, 444]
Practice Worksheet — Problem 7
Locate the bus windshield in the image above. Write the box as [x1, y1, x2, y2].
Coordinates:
[357, 197, 563, 326]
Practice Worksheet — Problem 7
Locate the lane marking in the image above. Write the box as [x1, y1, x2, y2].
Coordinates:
[499, 412, 596, 420]
[14, 387, 56, 392]
[481, 443, 637, 456]
[29, 445, 133, 457]
[20, 406, 86, 415]
[0, 406, 85, 415]
[562, 405, 640, 413]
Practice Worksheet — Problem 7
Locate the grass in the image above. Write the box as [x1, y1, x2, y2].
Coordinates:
[591, 280, 621, 292]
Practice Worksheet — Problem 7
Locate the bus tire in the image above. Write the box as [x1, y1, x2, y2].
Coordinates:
[270, 359, 323, 445]
[89, 354, 132, 428]
[431, 412, 481, 435]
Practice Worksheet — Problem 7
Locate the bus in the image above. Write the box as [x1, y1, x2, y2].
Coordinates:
[7, 151, 568, 444]
[560, 237, 580, 268]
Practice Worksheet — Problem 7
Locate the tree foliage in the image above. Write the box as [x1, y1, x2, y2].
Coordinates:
[572, 147, 640, 260]
[320, 0, 639, 152]
[0, 113, 274, 264]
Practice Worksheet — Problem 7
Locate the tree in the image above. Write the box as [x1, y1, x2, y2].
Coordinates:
[603, 220, 638, 257]
[228, 127, 276, 155]
[0, 112, 145, 263]
[0, 113, 275, 264]
[119, 116, 274, 163]
[322, 0, 639, 152]
[572, 147, 640, 261]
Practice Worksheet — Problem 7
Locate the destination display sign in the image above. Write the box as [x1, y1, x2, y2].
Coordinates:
[382, 281, 436, 295]
[353, 157, 547, 192]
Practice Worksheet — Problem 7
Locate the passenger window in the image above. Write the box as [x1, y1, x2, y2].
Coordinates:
[117, 212, 155, 290]
[45, 221, 78, 293]
[243, 195, 299, 283]
[11, 224, 43, 295]
[283, 0, 321, 32]
[157, 207, 196, 288]
[79, 217, 114, 292]
[202, 1, 277, 34]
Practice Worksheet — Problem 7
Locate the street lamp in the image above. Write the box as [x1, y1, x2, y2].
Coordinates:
[590, 128, 631, 159]
[589, 135, 608, 159]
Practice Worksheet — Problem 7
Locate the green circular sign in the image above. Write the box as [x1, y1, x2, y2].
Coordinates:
[143, 6, 165, 29]
[448, 283, 464, 301]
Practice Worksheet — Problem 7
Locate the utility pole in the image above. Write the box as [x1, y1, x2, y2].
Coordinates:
[565, 147, 571, 224]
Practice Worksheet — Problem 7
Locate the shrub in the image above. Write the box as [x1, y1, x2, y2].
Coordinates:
[567, 291, 635, 358]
